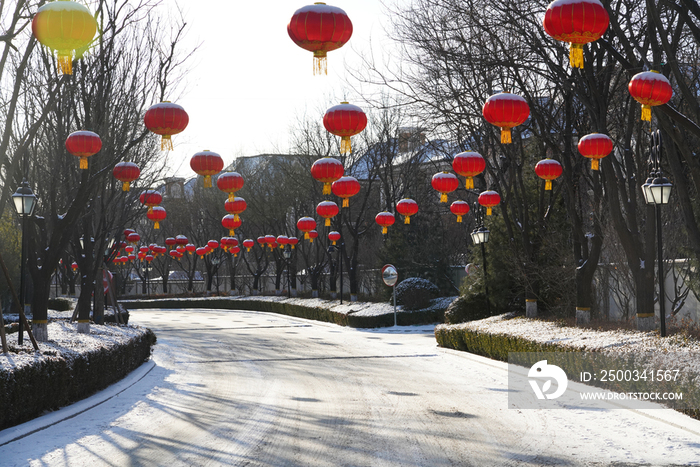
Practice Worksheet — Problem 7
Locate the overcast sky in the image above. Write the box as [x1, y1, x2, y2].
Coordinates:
[163, 0, 399, 179]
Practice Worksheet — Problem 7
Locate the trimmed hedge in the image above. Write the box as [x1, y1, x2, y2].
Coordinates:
[124, 298, 445, 328]
[0, 326, 156, 430]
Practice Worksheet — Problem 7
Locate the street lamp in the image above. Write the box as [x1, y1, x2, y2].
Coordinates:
[283, 246, 292, 298]
[11, 181, 37, 345]
[470, 205, 491, 316]
[642, 130, 671, 337]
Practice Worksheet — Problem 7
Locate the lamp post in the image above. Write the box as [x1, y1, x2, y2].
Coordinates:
[642, 130, 672, 337]
[11, 181, 37, 345]
[470, 204, 491, 316]
[283, 246, 292, 298]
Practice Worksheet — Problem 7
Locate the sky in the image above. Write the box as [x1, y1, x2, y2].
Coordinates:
[162, 0, 399, 179]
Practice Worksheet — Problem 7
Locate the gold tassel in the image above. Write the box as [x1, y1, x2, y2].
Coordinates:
[332, 240, 337, 245]
[313, 51, 328, 75]
[279, 244, 284, 249]
[404, 216, 410, 224]
[500, 128, 512, 144]
[592, 159, 600, 171]
[291, 245, 295, 249]
[569, 43, 584, 69]
[154, 221, 160, 229]
[147, 206, 154, 215]
[160, 135, 173, 151]
[486, 207, 493, 215]
[230, 229, 235, 236]
[79, 157, 88, 169]
[342, 198, 349, 208]
[325, 218, 331, 227]
[204, 176, 212, 188]
[545, 180, 552, 191]
[466, 178, 474, 189]
[305, 232, 310, 240]
[122, 181, 130, 191]
[58, 54, 72, 75]
[382, 226, 388, 234]
[340, 136, 351, 154]
[641, 105, 651, 121]
[323, 183, 331, 195]
[309, 237, 314, 243]
[457, 215, 463, 223]
[440, 193, 447, 203]
[234, 214, 240, 222]
[229, 193, 235, 202]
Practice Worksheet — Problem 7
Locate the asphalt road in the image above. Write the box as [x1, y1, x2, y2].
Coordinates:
[3, 308, 700, 466]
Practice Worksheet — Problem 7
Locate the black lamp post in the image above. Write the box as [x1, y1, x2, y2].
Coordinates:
[11, 181, 37, 345]
[283, 246, 292, 298]
[642, 130, 672, 337]
[470, 204, 491, 316]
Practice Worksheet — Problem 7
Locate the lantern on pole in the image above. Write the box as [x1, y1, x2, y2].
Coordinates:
[578, 133, 613, 170]
[65, 130, 102, 169]
[287, 3, 353, 75]
[628, 71, 673, 122]
[191, 150, 224, 188]
[225, 197, 247, 222]
[323, 102, 367, 154]
[222, 214, 242, 236]
[396, 198, 419, 224]
[534, 158, 563, 191]
[32, 0, 97, 75]
[478, 190, 501, 216]
[147, 206, 166, 229]
[482, 92, 530, 144]
[217, 172, 245, 201]
[139, 190, 162, 215]
[113, 162, 140, 191]
[452, 152, 486, 189]
[297, 217, 317, 240]
[332, 176, 360, 208]
[311, 157, 344, 195]
[316, 200, 339, 227]
[450, 200, 470, 223]
[543, 0, 610, 69]
[375, 211, 395, 235]
[144, 102, 189, 150]
[431, 172, 459, 203]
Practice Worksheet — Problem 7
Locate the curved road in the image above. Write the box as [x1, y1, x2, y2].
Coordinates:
[2, 308, 700, 466]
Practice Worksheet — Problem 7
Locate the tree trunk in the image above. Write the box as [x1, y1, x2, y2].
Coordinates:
[31, 277, 51, 342]
[77, 275, 94, 334]
[94, 267, 105, 325]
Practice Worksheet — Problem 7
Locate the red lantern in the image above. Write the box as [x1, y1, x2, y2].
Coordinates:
[196, 247, 207, 259]
[176, 235, 189, 246]
[450, 200, 470, 223]
[396, 199, 419, 224]
[128, 254, 136, 262]
[316, 200, 339, 227]
[217, 172, 245, 201]
[311, 157, 344, 195]
[225, 197, 247, 222]
[144, 102, 189, 150]
[288, 237, 299, 249]
[65, 130, 102, 169]
[169, 250, 180, 260]
[534, 159, 563, 191]
[32, 0, 97, 75]
[231, 246, 241, 257]
[375, 212, 395, 235]
[147, 206, 166, 229]
[71, 262, 78, 272]
[113, 162, 140, 191]
[207, 240, 219, 250]
[125, 245, 135, 254]
[307, 230, 319, 243]
[328, 231, 341, 245]
[186, 244, 196, 254]
[478, 190, 501, 216]
[482, 92, 530, 144]
[452, 152, 485, 189]
[257, 236, 266, 245]
[139, 190, 162, 214]
[332, 176, 360, 208]
[165, 237, 177, 249]
[191, 150, 224, 188]
[288, 3, 353, 75]
[323, 102, 367, 154]
[222, 214, 242, 236]
[431, 172, 459, 203]
[578, 133, 613, 170]
[176, 245, 186, 255]
[628, 71, 673, 122]
[297, 216, 317, 240]
[243, 239, 255, 252]
[127, 232, 140, 244]
[277, 235, 289, 248]
[543, 0, 610, 69]
[145, 254, 155, 263]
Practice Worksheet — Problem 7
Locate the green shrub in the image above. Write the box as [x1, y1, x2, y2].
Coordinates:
[394, 277, 439, 310]
[444, 293, 495, 324]
[47, 298, 73, 312]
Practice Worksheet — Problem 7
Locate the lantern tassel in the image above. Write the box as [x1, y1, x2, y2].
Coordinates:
[309, 237, 314, 243]
[591, 159, 600, 171]
[57, 53, 73, 75]
[122, 181, 130, 191]
[325, 218, 331, 227]
[500, 128, 512, 144]
[457, 215, 463, 223]
[466, 178, 474, 189]
[160, 135, 173, 151]
[545, 180, 553, 191]
[332, 240, 337, 245]
[291, 245, 295, 249]
[228, 193, 235, 202]
[440, 193, 448, 203]
[641, 105, 651, 122]
[234, 214, 240, 222]
[147, 206, 154, 215]
[340, 136, 351, 154]
[404, 216, 410, 225]
[154, 221, 160, 229]
[342, 198, 349, 208]
[246, 247, 251, 252]
[313, 51, 328, 76]
[486, 207, 493, 216]
[229, 229, 235, 236]
[304, 232, 310, 240]
[79, 157, 88, 170]
[204, 175, 212, 188]
[569, 43, 584, 69]
[382, 226, 388, 235]
[323, 183, 331, 195]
